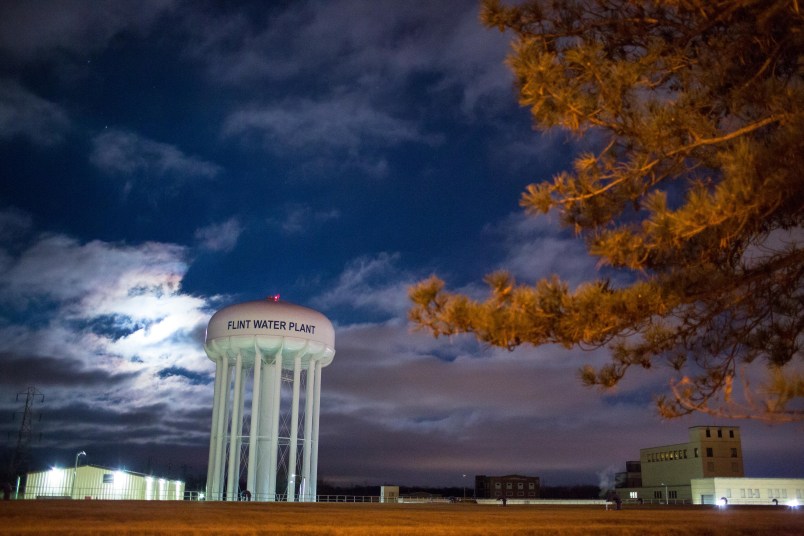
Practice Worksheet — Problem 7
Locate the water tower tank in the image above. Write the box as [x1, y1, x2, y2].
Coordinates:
[205, 299, 335, 366]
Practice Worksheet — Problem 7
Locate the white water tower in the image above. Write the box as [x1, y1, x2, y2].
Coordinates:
[204, 297, 335, 501]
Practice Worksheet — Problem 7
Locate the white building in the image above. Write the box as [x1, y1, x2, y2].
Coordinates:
[25, 465, 184, 500]
[691, 477, 804, 506]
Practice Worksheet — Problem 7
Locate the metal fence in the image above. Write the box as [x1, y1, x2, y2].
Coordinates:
[183, 493, 458, 503]
[20, 485, 183, 501]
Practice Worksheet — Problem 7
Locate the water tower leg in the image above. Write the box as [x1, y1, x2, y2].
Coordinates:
[256, 357, 274, 499]
[212, 358, 231, 500]
[206, 357, 223, 500]
[268, 353, 282, 500]
[310, 359, 322, 500]
[301, 360, 315, 501]
[246, 345, 262, 497]
[226, 352, 244, 500]
[286, 354, 302, 502]
[233, 369, 246, 498]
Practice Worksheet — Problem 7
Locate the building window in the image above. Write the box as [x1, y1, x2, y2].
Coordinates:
[669, 491, 677, 499]
[103, 474, 114, 484]
[528, 483, 535, 490]
[629, 492, 638, 499]
[731, 448, 738, 457]
[729, 430, 734, 438]
[517, 491, 524, 497]
[706, 428, 711, 438]
[506, 483, 512, 490]
[517, 483, 524, 490]
[683, 449, 688, 459]
[654, 491, 662, 499]
[494, 482, 501, 489]
[694, 448, 699, 457]
[740, 489, 746, 498]
[726, 489, 731, 498]
[717, 429, 722, 438]
[706, 447, 713, 457]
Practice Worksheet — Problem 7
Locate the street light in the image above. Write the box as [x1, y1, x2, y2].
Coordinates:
[71, 451, 86, 499]
[462, 474, 467, 501]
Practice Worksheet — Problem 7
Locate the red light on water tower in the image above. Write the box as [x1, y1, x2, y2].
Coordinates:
[268, 294, 280, 302]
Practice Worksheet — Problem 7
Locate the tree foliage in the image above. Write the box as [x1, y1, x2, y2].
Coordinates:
[409, 0, 803, 422]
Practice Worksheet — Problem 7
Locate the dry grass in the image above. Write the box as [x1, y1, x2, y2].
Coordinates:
[1, 500, 802, 535]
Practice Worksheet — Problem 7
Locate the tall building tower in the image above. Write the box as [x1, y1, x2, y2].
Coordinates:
[640, 425, 744, 489]
[204, 298, 335, 501]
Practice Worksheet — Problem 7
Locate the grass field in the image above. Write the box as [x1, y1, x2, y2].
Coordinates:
[1, 500, 802, 535]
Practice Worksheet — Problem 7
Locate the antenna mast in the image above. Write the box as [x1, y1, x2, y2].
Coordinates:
[9, 386, 44, 481]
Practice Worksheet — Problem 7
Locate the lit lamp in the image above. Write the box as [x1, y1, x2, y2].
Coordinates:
[72, 451, 86, 499]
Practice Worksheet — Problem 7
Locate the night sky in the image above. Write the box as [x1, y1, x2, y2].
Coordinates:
[0, 0, 800, 489]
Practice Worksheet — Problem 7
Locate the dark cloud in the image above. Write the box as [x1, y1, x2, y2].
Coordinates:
[69, 314, 153, 342]
[0, 207, 33, 243]
[194, 218, 243, 253]
[157, 366, 212, 386]
[90, 129, 222, 199]
[0, 80, 70, 145]
[0, 0, 176, 61]
[0, 352, 139, 388]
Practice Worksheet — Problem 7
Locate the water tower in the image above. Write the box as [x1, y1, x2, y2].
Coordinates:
[204, 297, 335, 501]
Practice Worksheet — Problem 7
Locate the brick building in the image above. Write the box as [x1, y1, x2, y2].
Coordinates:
[474, 474, 540, 499]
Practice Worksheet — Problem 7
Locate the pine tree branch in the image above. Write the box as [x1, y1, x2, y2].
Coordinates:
[666, 114, 787, 156]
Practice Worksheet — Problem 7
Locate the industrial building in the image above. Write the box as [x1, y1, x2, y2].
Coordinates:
[24, 465, 184, 500]
[474, 474, 540, 499]
[614, 426, 804, 505]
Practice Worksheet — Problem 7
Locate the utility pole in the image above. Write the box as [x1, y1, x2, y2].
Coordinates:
[8, 387, 44, 484]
